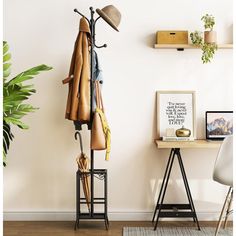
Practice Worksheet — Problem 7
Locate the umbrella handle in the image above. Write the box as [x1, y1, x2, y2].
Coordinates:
[75, 131, 84, 153]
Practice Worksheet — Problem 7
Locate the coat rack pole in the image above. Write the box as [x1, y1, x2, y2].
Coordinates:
[89, 6, 95, 218]
[74, 6, 109, 230]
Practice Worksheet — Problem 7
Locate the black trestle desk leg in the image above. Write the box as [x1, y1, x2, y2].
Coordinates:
[176, 149, 196, 222]
[176, 149, 201, 230]
[176, 150, 196, 222]
[153, 148, 201, 231]
[154, 149, 176, 230]
[152, 148, 174, 222]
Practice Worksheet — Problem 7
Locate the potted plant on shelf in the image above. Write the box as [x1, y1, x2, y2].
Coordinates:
[201, 14, 217, 43]
[190, 14, 218, 63]
[3, 41, 52, 166]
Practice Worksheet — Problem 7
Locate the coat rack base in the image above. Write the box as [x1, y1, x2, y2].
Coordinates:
[74, 169, 109, 230]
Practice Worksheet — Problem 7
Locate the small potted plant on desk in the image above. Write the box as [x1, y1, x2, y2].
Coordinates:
[190, 14, 218, 63]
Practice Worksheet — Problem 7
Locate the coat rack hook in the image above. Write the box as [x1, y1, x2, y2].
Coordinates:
[75, 131, 84, 153]
[89, 6, 95, 13]
[93, 16, 107, 49]
[95, 43, 107, 49]
[94, 16, 101, 24]
[74, 9, 90, 24]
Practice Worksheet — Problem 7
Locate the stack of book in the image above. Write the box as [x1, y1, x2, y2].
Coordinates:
[162, 136, 194, 141]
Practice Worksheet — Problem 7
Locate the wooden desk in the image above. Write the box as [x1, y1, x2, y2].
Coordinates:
[155, 139, 222, 149]
[152, 139, 222, 231]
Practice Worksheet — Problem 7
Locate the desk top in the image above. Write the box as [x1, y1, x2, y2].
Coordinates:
[155, 139, 222, 149]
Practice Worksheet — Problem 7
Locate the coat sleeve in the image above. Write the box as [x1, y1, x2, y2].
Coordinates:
[69, 33, 84, 120]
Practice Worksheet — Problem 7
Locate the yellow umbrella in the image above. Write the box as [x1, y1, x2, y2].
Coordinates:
[75, 131, 90, 211]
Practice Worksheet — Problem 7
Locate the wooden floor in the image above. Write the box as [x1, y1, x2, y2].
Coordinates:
[4, 221, 233, 236]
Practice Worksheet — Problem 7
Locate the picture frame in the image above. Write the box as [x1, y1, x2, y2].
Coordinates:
[205, 111, 233, 140]
[156, 91, 196, 139]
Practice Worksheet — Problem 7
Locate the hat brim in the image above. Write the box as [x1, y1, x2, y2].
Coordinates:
[96, 9, 119, 32]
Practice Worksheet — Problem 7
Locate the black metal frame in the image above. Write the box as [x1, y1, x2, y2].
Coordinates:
[75, 169, 109, 230]
[152, 148, 201, 231]
[73, 6, 109, 230]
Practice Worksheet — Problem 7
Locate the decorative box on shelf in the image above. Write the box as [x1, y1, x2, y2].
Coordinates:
[156, 31, 188, 44]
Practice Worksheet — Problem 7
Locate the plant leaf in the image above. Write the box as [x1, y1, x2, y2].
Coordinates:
[8, 64, 52, 86]
[2, 41, 52, 166]
[3, 69, 11, 78]
[3, 152, 7, 167]
[4, 117, 29, 129]
[3, 41, 9, 55]
[3, 42, 11, 79]
[4, 104, 38, 119]
[3, 122, 14, 166]
[3, 63, 11, 71]
[3, 53, 11, 63]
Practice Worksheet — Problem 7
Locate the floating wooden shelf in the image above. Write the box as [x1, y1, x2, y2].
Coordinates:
[154, 44, 233, 50]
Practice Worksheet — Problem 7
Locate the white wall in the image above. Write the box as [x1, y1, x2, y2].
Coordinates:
[3, 0, 233, 220]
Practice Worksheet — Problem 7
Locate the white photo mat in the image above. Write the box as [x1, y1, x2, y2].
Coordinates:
[157, 91, 196, 139]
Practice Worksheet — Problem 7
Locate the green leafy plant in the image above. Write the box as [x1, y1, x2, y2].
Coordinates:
[201, 14, 215, 31]
[190, 14, 217, 63]
[201, 43, 218, 63]
[190, 31, 203, 47]
[3, 41, 52, 166]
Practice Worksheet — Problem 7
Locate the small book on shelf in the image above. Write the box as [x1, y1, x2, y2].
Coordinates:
[162, 136, 194, 141]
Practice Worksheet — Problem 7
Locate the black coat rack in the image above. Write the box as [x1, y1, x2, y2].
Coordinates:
[74, 6, 109, 230]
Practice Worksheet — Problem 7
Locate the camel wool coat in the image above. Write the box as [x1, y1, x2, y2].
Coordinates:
[63, 17, 91, 122]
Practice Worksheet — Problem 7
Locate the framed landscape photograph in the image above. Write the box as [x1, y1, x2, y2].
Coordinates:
[206, 111, 233, 140]
[156, 91, 196, 139]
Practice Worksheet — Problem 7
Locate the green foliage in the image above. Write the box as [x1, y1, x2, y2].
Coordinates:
[190, 14, 217, 63]
[190, 31, 203, 47]
[201, 43, 218, 64]
[3, 41, 52, 166]
[201, 14, 215, 31]
[3, 122, 14, 167]
[3, 41, 11, 80]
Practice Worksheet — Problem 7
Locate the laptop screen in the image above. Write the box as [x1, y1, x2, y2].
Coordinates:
[205, 111, 233, 140]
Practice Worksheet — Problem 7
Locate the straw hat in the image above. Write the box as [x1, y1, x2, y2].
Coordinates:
[96, 5, 121, 32]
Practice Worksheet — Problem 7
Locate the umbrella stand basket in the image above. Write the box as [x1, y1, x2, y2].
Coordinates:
[73, 6, 112, 230]
[75, 169, 108, 229]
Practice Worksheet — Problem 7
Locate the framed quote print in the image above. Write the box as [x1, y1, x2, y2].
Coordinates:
[156, 91, 196, 139]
